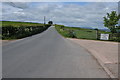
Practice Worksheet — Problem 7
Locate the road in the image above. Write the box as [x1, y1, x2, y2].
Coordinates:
[3, 26, 109, 78]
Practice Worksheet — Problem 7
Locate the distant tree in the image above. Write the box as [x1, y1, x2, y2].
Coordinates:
[103, 11, 120, 33]
[94, 28, 98, 31]
[48, 21, 53, 25]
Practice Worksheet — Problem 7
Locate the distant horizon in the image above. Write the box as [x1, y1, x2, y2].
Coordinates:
[1, 20, 110, 31]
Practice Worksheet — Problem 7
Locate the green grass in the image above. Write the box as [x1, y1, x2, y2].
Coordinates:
[0, 21, 44, 27]
[55, 24, 111, 40]
[75, 29, 96, 40]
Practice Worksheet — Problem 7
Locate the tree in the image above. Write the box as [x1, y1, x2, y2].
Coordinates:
[48, 21, 53, 25]
[103, 11, 120, 33]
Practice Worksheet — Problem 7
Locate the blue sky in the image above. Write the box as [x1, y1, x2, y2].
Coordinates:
[1, 2, 118, 29]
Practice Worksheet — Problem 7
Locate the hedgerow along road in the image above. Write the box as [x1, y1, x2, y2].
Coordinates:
[3, 26, 109, 78]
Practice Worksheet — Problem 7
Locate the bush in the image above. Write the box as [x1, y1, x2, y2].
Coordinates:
[62, 29, 76, 38]
[109, 33, 120, 42]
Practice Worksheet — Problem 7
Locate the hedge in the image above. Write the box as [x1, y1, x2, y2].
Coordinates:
[2, 24, 51, 39]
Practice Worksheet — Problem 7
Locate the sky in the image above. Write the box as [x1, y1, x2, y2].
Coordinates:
[1, 2, 118, 29]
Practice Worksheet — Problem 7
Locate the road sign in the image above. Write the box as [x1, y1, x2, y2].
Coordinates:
[100, 34, 109, 40]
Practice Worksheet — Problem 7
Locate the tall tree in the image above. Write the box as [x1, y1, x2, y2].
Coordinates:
[103, 11, 120, 33]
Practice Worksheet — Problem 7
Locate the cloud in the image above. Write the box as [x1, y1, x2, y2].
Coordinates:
[1, 2, 118, 29]
[3, 2, 29, 9]
[1, 0, 119, 2]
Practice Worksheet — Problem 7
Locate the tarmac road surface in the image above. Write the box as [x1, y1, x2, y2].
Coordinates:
[3, 26, 109, 78]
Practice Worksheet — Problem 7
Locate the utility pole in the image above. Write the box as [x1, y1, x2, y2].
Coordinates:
[44, 16, 46, 27]
[94, 28, 99, 40]
[96, 29, 99, 40]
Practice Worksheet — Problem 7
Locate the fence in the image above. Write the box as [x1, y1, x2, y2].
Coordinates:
[97, 33, 120, 42]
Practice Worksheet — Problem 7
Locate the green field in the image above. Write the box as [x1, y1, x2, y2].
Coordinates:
[55, 24, 113, 41]
[0, 21, 44, 27]
[1, 21, 120, 42]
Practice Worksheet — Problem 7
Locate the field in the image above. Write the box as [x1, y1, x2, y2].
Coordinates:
[0, 21, 45, 27]
[1, 21, 51, 40]
[1, 21, 120, 42]
[55, 24, 117, 41]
